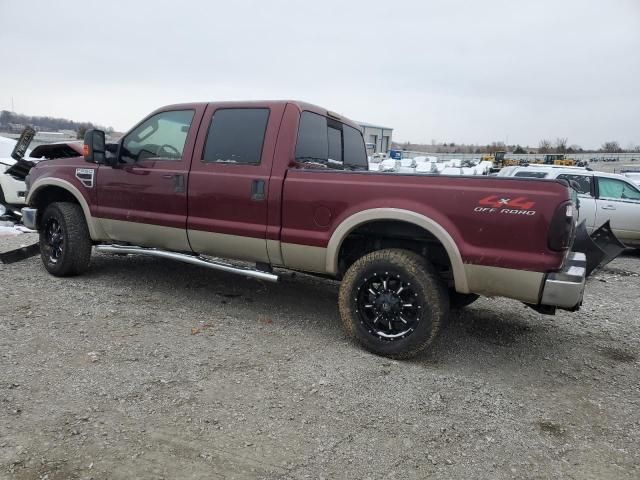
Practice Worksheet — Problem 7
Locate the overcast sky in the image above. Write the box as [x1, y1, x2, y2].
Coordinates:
[0, 0, 638, 148]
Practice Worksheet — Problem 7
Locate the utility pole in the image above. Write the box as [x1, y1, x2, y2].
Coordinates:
[11, 96, 14, 112]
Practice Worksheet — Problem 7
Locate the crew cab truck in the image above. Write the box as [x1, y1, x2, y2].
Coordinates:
[21, 101, 586, 358]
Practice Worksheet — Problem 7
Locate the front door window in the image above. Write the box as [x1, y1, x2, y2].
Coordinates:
[598, 177, 640, 201]
[120, 110, 195, 164]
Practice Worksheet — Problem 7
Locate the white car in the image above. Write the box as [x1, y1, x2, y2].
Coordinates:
[620, 169, 640, 187]
[0, 136, 31, 211]
[1, 137, 83, 214]
[498, 165, 640, 247]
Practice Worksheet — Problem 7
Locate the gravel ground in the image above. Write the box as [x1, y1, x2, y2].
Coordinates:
[0, 245, 639, 480]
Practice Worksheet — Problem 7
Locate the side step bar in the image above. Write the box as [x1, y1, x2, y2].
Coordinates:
[95, 244, 279, 283]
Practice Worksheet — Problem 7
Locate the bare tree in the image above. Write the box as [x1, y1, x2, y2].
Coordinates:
[538, 139, 552, 153]
[601, 141, 621, 153]
[486, 141, 506, 154]
[554, 137, 568, 153]
[567, 144, 582, 153]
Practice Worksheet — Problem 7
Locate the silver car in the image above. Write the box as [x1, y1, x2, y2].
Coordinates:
[498, 165, 640, 248]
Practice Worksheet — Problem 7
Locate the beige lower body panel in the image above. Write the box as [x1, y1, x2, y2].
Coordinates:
[267, 239, 284, 266]
[188, 230, 271, 263]
[96, 219, 543, 302]
[464, 264, 544, 304]
[280, 243, 327, 273]
[97, 219, 274, 264]
[99, 218, 190, 252]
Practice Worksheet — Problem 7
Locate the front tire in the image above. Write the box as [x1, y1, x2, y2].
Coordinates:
[39, 202, 92, 276]
[338, 248, 449, 359]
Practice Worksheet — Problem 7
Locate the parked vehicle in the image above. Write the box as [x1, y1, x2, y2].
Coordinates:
[623, 172, 640, 186]
[619, 167, 640, 187]
[1, 134, 83, 215]
[22, 100, 590, 358]
[498, 165, 640, 247]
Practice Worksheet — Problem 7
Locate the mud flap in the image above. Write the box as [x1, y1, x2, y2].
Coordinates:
[573, 220, 626, 276]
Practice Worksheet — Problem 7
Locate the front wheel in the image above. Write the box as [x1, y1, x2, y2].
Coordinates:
[39, 202, 92, 276]
[338, 248, 449, 359]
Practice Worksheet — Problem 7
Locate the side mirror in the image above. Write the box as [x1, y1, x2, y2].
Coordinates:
[83, 129, 106, 164]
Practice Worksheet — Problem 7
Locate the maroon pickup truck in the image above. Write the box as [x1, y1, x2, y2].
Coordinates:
[21, 100, 587, 358]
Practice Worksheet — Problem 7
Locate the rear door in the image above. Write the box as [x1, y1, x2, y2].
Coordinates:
[96, 106, 204, 251]
[595, 176, 640, 244]
[187, 104, 285, 263]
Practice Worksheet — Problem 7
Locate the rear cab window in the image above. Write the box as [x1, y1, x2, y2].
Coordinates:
[295, 111, 367, 171]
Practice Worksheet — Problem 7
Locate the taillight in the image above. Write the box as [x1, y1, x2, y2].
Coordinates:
[548, 201, 576, 251]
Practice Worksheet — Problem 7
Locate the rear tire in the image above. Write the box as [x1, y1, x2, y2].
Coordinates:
[338, 248, 449, 359]
[39, 202, 92, 276]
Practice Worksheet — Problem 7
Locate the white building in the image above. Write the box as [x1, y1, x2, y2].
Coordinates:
[357, 121, 393, 154]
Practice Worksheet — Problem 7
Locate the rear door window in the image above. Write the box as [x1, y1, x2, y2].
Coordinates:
[295, 112, 329, 167]
[202, 108, 269, 164]
[557, 174, 593, 196]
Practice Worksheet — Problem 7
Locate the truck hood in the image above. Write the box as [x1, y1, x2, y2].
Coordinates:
[31, 155, 86, 170]
[29, 141, 83, 160]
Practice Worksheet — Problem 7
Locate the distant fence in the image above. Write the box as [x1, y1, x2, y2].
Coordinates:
[396, 150, 640, 164]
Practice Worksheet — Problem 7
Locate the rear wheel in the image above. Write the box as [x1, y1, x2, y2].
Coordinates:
[339, 248, 449, 359]
[40, 202, 92, 276]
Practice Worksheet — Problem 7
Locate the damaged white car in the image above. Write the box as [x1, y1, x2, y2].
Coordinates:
[1, 134, 83, 216]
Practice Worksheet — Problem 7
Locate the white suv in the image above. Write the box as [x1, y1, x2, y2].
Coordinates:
[498, 165, 640, 247]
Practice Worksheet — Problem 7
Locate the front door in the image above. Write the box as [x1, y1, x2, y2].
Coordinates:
[96, 106, 205, 251]
[595, 176, 640, 245]
[187, 104, 285, 263]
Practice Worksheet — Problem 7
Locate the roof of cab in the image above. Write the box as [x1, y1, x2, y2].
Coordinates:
[153, 100, 361, 130]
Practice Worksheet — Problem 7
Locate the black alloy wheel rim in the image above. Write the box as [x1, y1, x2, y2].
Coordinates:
[355, 271, 422, 341]
[44, 218, 64, 264]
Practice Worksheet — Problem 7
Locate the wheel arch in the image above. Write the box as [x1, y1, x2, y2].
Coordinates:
[326, 208, 469, 293]
[27, 178, 106, 240]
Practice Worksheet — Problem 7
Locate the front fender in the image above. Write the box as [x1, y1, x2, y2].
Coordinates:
[27, 178, 108, 241]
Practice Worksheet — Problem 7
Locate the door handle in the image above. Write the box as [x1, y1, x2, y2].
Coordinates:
[601, 204, 616, 210]
[251, 179, 266, 201]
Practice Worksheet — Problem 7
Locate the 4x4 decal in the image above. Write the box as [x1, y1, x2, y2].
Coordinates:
[475, 195, 537, 216]
[478, 195, 536, 210]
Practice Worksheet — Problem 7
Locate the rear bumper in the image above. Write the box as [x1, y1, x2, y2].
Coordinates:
[21, 207, 37, 230]
[540, 252, 586, 310]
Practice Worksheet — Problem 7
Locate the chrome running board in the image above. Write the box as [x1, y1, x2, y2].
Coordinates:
[95, 244, 279, 282]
